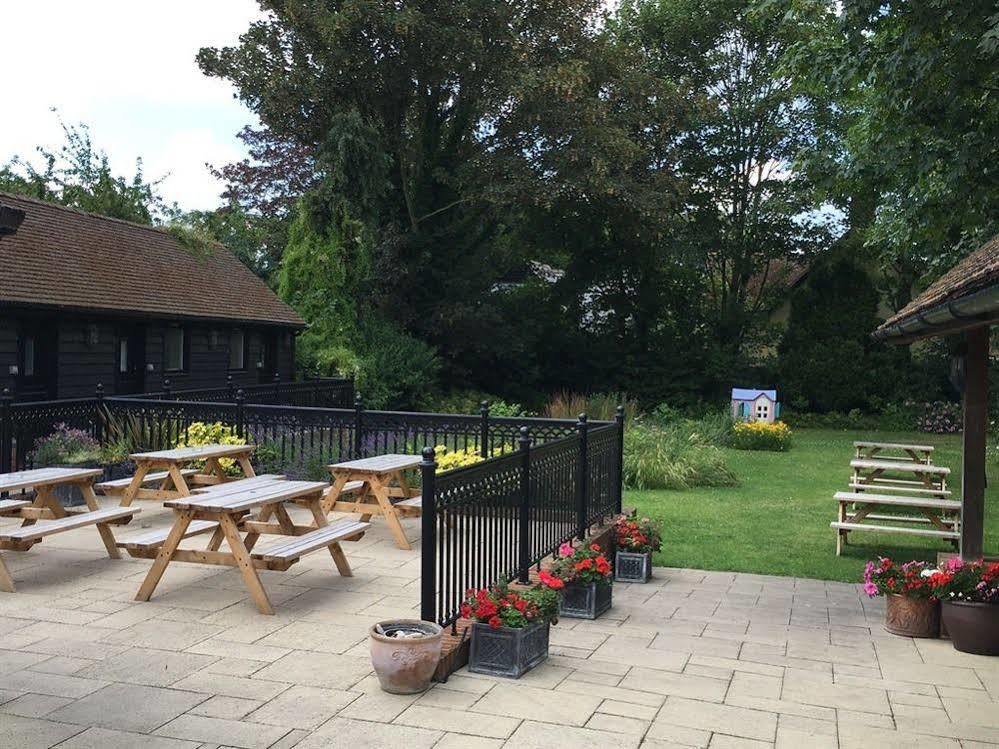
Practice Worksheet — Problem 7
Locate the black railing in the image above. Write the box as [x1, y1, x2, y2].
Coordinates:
[420, 412, 624, 628]
[124, 375, 355, 409]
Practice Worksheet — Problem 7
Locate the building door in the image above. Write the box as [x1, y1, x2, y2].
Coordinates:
[16, 319, 57, 400]
[258, 332, 279, 383]
[115, 326, 146, 395]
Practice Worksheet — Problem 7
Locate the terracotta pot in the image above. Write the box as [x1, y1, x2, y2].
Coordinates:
[369, 620, 442, 694]
[884, 594, 940, 638]
[941, 601, 999, 655]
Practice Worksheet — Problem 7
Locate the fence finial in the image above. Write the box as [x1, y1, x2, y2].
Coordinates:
[518, 426, 531, 450]
[577, 412, 587, 424]
[615, 405, 626, 421]
[421, 445, 437, 465]
[96, 383, 104, 399]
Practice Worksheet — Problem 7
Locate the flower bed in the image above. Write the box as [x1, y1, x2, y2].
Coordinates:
[729, 421, 792, 451]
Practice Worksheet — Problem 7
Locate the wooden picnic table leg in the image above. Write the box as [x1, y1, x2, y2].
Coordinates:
[0, 552, 15, 593]
[243, 505, 276, 553]
[323, 473, 351, 514]
[204, 457, 227, 483]
[167, 464, 193, 496]
[836, 501, 847, 556]
[79, 483, 120, 560]
[369, 475, 411, 551]
[136, 510, 193, 602]
[217, 512, 274, 615]
[120, 462, 152, 507]
[236, 453, 256, 479]
[306, 499, 353, 576]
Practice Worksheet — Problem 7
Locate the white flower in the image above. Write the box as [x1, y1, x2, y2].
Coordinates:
[920, 568, 940, 578]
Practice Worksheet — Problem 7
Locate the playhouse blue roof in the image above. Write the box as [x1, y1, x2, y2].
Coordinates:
[731, 388, 777, 402]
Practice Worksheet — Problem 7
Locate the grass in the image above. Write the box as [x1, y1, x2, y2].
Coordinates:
[626, 427, 999, 583]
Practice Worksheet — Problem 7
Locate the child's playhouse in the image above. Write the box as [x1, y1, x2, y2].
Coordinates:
[731, 388, 780, 423]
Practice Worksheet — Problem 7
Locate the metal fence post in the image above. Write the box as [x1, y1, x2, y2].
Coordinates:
[162, 378, 172, 401]
[420, 446, 437, 624]
[226, 374, 235, 401]
[576, 413, 589, 540]
[353, 393, 364, 458]
[94, 383, 105, 445]
[517, 426, 532, 584]
[479, 401, 490, 458]
[235, 389, 246, 439]
[615, 405, 626, 514]
[0, 388, 12, 474]
[273, 372, 281, 403]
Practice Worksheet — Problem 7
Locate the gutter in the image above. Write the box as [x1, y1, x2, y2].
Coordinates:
[873, 282, 999, 342]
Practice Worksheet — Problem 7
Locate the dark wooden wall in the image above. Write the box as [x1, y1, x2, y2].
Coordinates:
[1, 312, 297, 400]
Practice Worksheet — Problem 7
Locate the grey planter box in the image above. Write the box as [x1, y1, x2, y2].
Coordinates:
[559, 581, 613, 619]
[468, 621, 549, 678]
[615, 550, 653, 583]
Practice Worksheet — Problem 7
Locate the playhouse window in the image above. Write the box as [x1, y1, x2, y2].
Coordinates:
[756, 403, 769, 419]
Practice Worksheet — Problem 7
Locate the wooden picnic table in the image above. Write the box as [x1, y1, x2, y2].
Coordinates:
[0, 467, 138, 592]
[324, 454, 422, 551]
[853, 440, 934, 464]
[104, 444, 257, 507]
[126, 476, 368, 614]
[850, 457, 950, 495]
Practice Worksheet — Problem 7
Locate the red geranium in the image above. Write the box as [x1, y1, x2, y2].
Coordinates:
[614, 516, 662, 554]
[460, 581, 558, 629]
[549, 543, 613, 586]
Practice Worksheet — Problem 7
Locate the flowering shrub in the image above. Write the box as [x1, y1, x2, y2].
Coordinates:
[925, 558, 999, 604]
[174, 422, 246, 475]
[549, 543, 613, 585]
[913, 400, 961, 434]
[614, 515, 662, 554]
[434, 445, 505, 473]
[30, 423, 101, 466]
[729, 421, 792, 451]
[864, 557, 999, 604]
[460, 580, 558, 629]
[862, 558, 938, 599]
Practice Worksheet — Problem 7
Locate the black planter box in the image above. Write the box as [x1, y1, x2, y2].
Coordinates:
[559, 581, 613, 619]
[468, 621, 550, 678]
[615, 550, 653, 583]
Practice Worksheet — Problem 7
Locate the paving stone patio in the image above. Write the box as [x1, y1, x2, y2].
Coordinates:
[1, 501, 998, 748]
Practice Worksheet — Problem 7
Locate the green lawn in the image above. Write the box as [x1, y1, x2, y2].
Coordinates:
[627, 428, 999, 583]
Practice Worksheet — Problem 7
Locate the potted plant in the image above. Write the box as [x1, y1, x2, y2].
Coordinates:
[548, 542, 613, 619]
[369, 620, 443, 694]
[614, 515, 662, 583]
[862, 557, 940, 638]
[927, 558, 999, 655]
[464, 581, 558, 678]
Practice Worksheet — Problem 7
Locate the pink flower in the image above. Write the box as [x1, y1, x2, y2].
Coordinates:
[559, 542, 575, 558]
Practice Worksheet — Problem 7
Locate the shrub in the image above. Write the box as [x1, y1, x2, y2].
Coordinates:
[430, 391, 531, 417]
[434, 445, 505, 473]
[253, 439, 337, 481]
[543, 392, 637, 422]
[623, 420, 737, 491]
[174, 421, 246, 475]
[30, 423, 100, 466]
[730, 421, 792, 451]
[913, 401, 961, 434]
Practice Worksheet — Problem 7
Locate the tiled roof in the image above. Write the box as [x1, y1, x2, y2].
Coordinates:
[0, 193, 304, 327]
[876, 234, 999, 337]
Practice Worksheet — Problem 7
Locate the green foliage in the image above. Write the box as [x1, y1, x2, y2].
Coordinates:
[543, 393, 637, 422]
[623, 419, 737, 491]
[174, 422, 246, 475]
[430, 391, 530, 418]
[0, 118, 165, 224]
[30, 424, 101, 467]
[779, 259, 907, 412]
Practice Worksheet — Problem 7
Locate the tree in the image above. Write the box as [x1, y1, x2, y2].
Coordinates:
[0, 118, 164, 224]
[614, 0, 832, 385]
[789, 1, 999, 310]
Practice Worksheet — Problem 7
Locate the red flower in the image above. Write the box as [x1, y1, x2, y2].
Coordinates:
[488, 615, 502, 629]
[590, 544, 601, 552]
[460, 604, 471, 619]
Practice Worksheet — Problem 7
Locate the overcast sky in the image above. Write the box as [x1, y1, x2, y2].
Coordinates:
[0, 1, 261, 211]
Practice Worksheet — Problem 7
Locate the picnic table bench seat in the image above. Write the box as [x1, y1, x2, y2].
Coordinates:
[117, 519, 220, 551]
[394, 495, 422, 509]
[847, 482, 952, 496]
[849, 459, 950, 475]
[251, 519, 369, 564]
[0, 499, 32, 515]
[853, 440, 934, 452]
[834, 491, 961, 510]
[96, 469, 198, 494]
[830, 521, 959, 540]
[0, 507, 139, 544]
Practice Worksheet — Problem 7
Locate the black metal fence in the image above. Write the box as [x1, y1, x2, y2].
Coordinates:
[124, 376, 355, 409]
[420, 415, 624, 629]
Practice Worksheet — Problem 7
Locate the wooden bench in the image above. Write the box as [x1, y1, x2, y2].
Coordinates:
[847, 482, 952, 496]
[0, 499, 32, 515]
[0, 507, 139, 545]
[96, 469, 199, 495]
[117, 519, 219, 551]
[394, 495, 422, 515]
[251, 519, 369, 564]
[832, 490, 960, 554]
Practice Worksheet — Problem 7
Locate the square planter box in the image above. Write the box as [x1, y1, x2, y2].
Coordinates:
[559, 581, 612, 619]
[615, 550, 652, 583]
[468, 621, 550, 678]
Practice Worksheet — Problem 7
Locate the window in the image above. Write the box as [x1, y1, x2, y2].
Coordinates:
[22, 335, 35, 376]
[119, 338, 129, 373]
[756, 402, 769, 420]
[229, 329, 245, 370]
[165, 327, 186, 371]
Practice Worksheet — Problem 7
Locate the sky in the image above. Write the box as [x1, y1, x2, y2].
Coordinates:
[0, 1, 262, 211]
